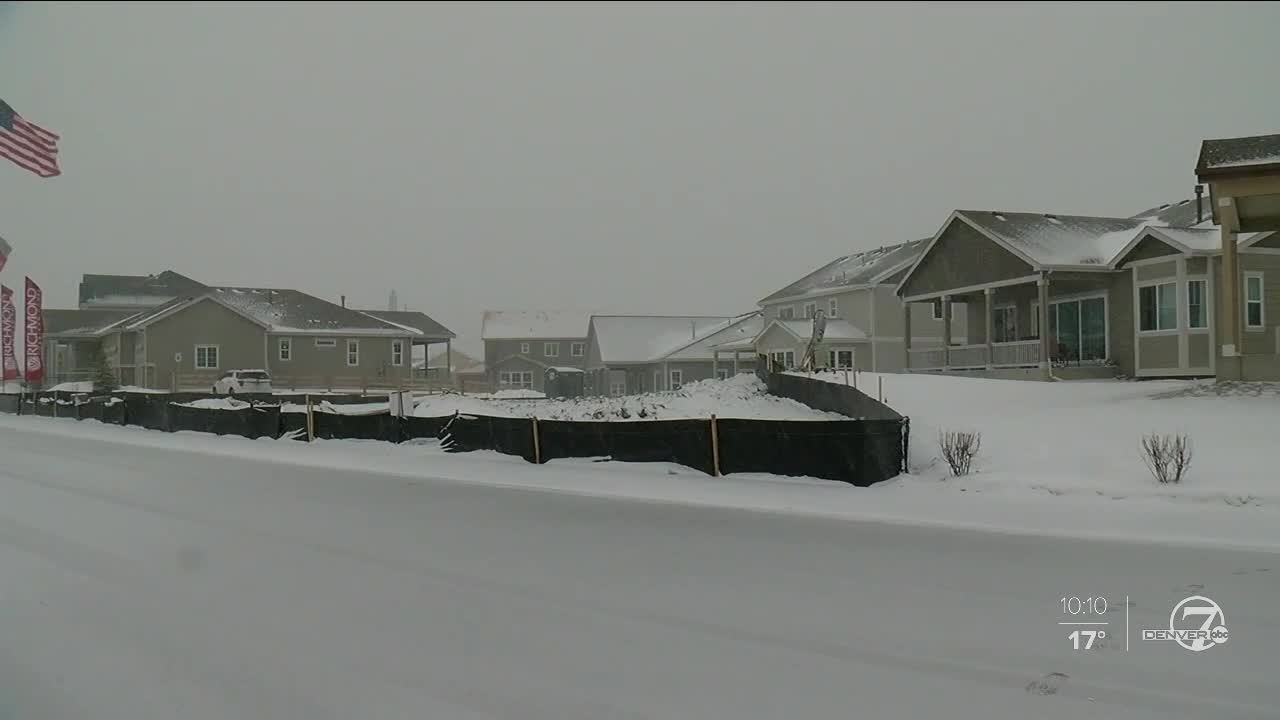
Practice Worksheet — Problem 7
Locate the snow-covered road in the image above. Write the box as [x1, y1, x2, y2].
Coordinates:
[0, 423, 1276, 719]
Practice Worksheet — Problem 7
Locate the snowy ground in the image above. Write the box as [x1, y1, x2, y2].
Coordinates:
[413, 374, 840, 420]
[789, 371, 1280, 513]
[0, 415, 1274, 719]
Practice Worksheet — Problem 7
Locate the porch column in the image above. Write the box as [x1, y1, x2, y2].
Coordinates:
[1038, 275, 1051, 380]
[713, 351, 720, 379]
[984, 287, 994, 369]
[1220, 210, 1242, 380]
[733, 351, 740, 375]
[446, 340, 452, 389]
[941, 296, 952, 370]
[903, 302, 912, 370]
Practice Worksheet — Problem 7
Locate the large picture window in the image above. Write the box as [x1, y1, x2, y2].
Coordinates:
[1139, 283, 1177, 332]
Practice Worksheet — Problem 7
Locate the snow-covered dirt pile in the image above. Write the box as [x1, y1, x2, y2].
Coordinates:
[279, 401, 394, 416]
[174, 398, 256, 411]
[46, 381, 165, 394]
[414, 374, 843, 421]
[792, 371, 1280, 507]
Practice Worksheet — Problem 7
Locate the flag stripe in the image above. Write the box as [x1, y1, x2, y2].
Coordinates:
[0, 130, 57, 169]
[12, 119, 57, 153]
[17, 118, 59, 143]
[0, 136, 58, 177]
[1, 126, 57, 162]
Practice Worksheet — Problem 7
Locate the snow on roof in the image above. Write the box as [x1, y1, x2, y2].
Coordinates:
[770, 319, 869, 343]
[710, 336, 758, 352]
[590, 315, 736, 363]
[954, 197, 1275, 269]
[358, 310, 455, 339]
[1198, 134, 1280, 172]
[44, 309, 137, 336]
[662, 313, 764, 361]
[957, 210, 1147, 267]
[481, 310, 593, 340]
[550, 366, 585, 373]
[210, 288, 406, 335]
[759, 239, 928, 304]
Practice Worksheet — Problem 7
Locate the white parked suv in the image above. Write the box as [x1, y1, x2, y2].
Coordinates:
[213, 369, 273, 395]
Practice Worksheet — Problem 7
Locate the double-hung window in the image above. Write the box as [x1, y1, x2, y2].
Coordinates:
[1246, 272, 1265, 330]
[1187, 279, 1208, 330]
[1139, 282, 1177, 332]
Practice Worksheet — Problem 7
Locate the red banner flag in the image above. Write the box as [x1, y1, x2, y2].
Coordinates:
[1, 285, 18, 381]
[24, 277, 43, 383]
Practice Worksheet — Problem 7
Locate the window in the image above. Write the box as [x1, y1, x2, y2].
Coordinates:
[391, 339, 404, 366]
[770, 350, 796, 369]
[804, 302, 817, 319]
[993, 305, 1017, 343]
[1187, 279, 1207, 330]
[827, 350, 853, 369]
[716, 368, 730, 380]
[520, 342, 531, 354]
[571, 342, 585, 357]
[544, 342, 559, 357]
[609, 381, 626, 397]
[278, 337, 292, 361]
[669, 369, 683, 390]
[931, 299, 954, 321]
[1246, 272, 1264, 329]
[346, 339, 360, 366]
[779, 306, 795, 320]
[315, 337, 336, 348]
[194, 344, 219, 370]
[654, 370, 662, 392]
[1139, 282, 1177, 332]
[499, 371, 533, 389]
[828, 298, 838, 318]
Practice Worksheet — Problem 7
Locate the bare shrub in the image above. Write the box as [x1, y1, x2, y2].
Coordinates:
[1140, 433, 1192, 484]
[939, 430, 981, 477]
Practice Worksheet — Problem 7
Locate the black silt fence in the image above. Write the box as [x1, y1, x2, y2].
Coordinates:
[75, 397, 127, 425]
[278, 411, 308, 440]
[439, 414, 538, 461]
[310, 410, 402, 442]
[716, 418, 905, 486]
[403, 415, 451, 442]
[0, 394, 19, 414]
[168, 403, 282, 438]
[764, 371, 902, 421]
[123, 394, 173, 431]
[537, 418, 715, 475]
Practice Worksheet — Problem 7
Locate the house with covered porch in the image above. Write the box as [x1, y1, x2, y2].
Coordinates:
[894, 196, 1278, 380]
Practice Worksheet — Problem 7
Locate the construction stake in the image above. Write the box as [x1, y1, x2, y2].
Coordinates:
[710, 414, 721, 477]
[531, 415, 542, 464]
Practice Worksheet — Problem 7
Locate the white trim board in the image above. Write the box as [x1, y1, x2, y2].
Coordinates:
[902, 274, 1042, 303]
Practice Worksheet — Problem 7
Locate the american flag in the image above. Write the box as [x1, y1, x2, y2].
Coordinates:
[0, 98, 60, 178]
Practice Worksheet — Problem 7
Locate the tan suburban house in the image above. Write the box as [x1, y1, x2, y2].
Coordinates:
[894, 195, 1279, 380]
[584, 313, 761, 396]
[751, 240, 966, 372]
[1195, 132, 1280, 381]
[44, 272, 455, 391]
[480, 310, 593, 393]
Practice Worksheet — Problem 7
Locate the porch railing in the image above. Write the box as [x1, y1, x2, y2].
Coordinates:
[991, 340, 1041, 367]
[907, 347, 946, 370]
[947, 344, 988, 369]
[908, 340, 1044, 371]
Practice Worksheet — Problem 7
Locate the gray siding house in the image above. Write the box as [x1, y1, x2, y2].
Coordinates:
[894, 196, 1280, 380]
[753, 240, 966, 372]
[480, 310, 593, 393]
[44, 274, 454, 391]
[584, 313, 761, 396]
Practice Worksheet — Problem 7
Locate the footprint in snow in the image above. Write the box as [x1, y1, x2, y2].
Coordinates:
[1026, 672, 1069, 696]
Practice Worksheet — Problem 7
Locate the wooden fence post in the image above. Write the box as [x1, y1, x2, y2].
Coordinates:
[305, 393, 315, 442]
[878, 376, 883, 403]
[531, 415, 542, 464]
[710, 413, 721, 477]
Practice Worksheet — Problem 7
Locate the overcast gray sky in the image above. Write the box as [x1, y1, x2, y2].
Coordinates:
[3, 1, 1278, 353]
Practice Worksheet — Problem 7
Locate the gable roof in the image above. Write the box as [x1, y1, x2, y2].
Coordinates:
[424, 348, 482, 372]
[952, 210, 1148, 269]
[78, 270, 207, 306]
[209, 287, 410, 335]
[659, 312, 763, 361]
[759, 239, 928, 304]
[589, 315, 736, 364]
[358, 310, 455, 339]
[43, 309, 137, 337]
[481, 310, 593, 340]
[757, 318, 870, 344]
[1197, 133, 1280, 178]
